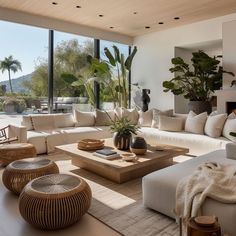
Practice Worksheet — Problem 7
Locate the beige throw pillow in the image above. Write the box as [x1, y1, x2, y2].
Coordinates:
[223, 112, 236, 141]
[138, 109, 153, 127]
[115, 108, 139, 125]
[204, 113, 227, 138]
[74, 110, 95, 127]
[123, 108, 139, 125]
[31, 115, 56, 131]
[95, 109, 115, 126]
[114, 107, 122, 119]
[185, 111, 207, 134]
[151, 109, 173, 128]
[54, 113, 75, 128]
[159, 115, 184, 132]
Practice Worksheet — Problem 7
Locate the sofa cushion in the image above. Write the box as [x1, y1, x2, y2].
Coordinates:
[44, 126, 112, 153]
[138, 110, 153, 127]
[159, 115, 183, 132]
[31, 115, 56, 131]
[121, 108, 139, 125]
[54, 113, 75, 128]
[204, 113, 227, 138]
[185, 111, 207, 134]
[223, 112, 236, 141]
[95, 109, 115, 126]
[21, 115, 33, 131]
[139, 127, 229, 156]
[74, 110, 95, 127]
[27, 131, 47, 154]
[151, 109, 173, 128]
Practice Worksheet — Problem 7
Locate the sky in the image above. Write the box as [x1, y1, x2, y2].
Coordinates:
[0, 20, 128, 82]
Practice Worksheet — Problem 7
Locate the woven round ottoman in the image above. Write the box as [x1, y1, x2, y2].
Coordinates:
[0, 143, 36, 166]
[2, 157, 59, 195]
[19, 174, 92, 230]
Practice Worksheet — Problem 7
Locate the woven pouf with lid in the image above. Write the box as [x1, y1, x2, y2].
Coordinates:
[2, 157, 59, 195]
[19, 174, 92, 230]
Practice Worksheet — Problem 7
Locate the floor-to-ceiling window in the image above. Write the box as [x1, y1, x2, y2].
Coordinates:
[99, 40, 129, 110]
[53, 31, 94, 112]
[0, 20, 48, 114]
[0, 19, 131, 115]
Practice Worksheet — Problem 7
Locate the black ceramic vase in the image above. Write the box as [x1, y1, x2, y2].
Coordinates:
[113, 132, 131, 150]
[130, 137, 147, 155]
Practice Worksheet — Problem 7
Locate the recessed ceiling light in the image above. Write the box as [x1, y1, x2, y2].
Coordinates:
[76, 5, 81, 8]
[158, 22, 164, 25]
[133, 12, 138, 14]
[174, 17, 180, 20]
[52, 2, 58, 5]
[145, 26, 150, 29]
[110, 26, 114, 29]
[99, 14, 104, 17]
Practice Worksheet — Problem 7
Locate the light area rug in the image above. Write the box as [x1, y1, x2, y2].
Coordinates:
[50, 154, 179, 236]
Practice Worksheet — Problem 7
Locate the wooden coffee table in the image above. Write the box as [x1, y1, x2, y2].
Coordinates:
[56, 139, 189, 183]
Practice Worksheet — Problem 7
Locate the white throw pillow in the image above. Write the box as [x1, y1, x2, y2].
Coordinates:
[54, 113, 75, 128]
[204, 113, 227, 138]
[74, 110, 95, 127]
[21, 115, 34, 130]
[114, 107, 122, 119]
[223, 112, 236, 141]
[138, 109, 153, 127]
[151, 109, 173, 128]
[31, 115, 56, 131]
[159, 115, 184, 132]
[95, 109, 115, 126]
[115, 108, 139, 125]
[185, 111, 207, 134]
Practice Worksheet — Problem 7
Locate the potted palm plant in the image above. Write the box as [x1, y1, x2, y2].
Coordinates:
[109, 116, 139, 150]
[163, 51, 234, 114]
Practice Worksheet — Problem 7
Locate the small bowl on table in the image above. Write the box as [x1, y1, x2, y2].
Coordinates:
[120, 153, 137, 162]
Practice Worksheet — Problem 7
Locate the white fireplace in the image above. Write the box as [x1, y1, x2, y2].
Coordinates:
[216, 89, 236, 114]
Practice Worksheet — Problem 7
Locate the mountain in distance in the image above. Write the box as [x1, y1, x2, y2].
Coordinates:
[0, 73, 32, 94]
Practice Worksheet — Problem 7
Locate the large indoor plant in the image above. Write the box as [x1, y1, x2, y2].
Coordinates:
[89, 45, 137, 108]
[109, 116, 139, 150]
[163, 51, 234, 114]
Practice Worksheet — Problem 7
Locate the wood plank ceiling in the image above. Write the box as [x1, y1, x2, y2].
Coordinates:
[0, 0, 236, 37]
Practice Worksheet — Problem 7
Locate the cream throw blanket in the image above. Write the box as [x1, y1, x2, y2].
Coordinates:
[175, 162, 236, 222]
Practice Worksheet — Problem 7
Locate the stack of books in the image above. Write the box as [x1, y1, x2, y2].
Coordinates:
[93, 148, 120, 160]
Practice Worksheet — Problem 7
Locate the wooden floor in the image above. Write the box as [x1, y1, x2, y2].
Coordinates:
[0, 154, 121, 236]
[0, 151, 190, 236]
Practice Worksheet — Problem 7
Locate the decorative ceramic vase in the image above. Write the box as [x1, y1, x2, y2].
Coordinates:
[113, 132, 131, 150]
[130, 137, 147, 155]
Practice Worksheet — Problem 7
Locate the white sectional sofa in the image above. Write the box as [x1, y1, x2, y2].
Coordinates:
[7, 108, 233, 155]
[142, 150, 236, 235]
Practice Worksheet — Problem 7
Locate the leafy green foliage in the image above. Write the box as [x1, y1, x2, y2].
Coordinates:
[109, 116, 139, 135]
[24, 39, 93, 98]
[163, 51, 235, 101]
[89, 46, 137, 108]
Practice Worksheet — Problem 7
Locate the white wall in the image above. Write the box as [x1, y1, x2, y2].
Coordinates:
[132, 13, 236, 111]
[223, 20, 236, 89]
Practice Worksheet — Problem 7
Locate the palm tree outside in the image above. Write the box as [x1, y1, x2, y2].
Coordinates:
[0, 55, 22, 93]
